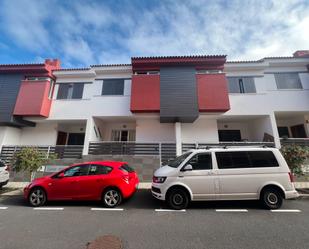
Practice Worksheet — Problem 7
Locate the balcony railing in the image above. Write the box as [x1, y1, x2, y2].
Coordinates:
[0, 145, 83, 163]
[280, 138, 309, 146]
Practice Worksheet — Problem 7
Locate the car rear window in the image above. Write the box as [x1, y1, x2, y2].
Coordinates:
[216, 151, 279, 169]
[119, 164, 135, 173]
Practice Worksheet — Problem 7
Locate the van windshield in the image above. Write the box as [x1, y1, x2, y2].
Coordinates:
[167, 152, 192, 168]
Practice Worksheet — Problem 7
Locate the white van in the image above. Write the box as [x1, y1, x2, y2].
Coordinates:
[152, 147, 299, 209]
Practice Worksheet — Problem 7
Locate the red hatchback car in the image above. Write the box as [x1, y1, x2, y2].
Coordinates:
[24, 161, 139, 207]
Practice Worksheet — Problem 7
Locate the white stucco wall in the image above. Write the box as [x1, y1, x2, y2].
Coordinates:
[136, 118, 175, 142]
[0, 127, 21, 146]
[181, 118, 219, 143]
[19, 123, 58, 146]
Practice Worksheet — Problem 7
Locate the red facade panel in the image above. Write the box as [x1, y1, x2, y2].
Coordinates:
[197, 74, 230, 112]
[13, 80, 52, 117]
[130, 75, 160, 112]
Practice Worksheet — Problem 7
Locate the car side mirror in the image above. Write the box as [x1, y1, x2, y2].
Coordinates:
[182, 164, 193, 171]
[58, 172, 65, 178]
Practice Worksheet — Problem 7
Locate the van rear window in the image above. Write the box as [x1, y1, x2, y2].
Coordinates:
[216, 151, 279, 169]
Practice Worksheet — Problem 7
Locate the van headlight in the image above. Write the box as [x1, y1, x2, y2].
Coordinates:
[153, 176, 167, 183]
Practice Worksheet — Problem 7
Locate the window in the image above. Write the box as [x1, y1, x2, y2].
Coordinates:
[227, 77, 256, 93]
[216, 151, 279, 169]
[111, 130, 135, 141]
[275, 73, 302, 89]
[25, 77, 50, 81]
[88, 165, 113, 175]
[277, 127, 290, 138]
[119, 164, 135, 173]
[57, 83, 84, 99]
[168, 152, 192, 168]
[0, 160, 5, 167]
[48, 79, 55, 99]
[64, 165, 90, 177]
[102, 79, 124, 95]
[187, 153, 212, 170]
[218, 130, 241, 142]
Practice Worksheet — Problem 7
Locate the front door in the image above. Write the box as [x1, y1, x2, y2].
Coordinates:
[48, 165, 90, 200]
[179, 153, 217, 200]
[291, 124, 307, 138]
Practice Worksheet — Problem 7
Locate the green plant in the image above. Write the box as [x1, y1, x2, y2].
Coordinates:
[280, 145, 309, 175]
[12, 147, 50, 181]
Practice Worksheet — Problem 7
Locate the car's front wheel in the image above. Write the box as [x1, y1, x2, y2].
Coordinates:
[167, 188, 190, 210]
[102, 189, 122, 208]
[28, 188, 47, 207]
[261, 188, 283, 209]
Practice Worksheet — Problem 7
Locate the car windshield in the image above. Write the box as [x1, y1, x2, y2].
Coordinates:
[167, 152, 192, 168]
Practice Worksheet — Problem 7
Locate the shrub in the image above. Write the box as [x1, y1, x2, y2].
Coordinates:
[280, 145, 309, 175]
[12, 147, 49, 181]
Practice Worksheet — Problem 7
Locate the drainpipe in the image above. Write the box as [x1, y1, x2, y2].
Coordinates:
[175, 122, 182, 156]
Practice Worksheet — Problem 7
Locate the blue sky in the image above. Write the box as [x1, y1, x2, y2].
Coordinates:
[0, 0, 308, 67]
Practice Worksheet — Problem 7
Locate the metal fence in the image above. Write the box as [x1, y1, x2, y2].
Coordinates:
[0, 145, 83, 163]
[280, 138, 309, 146]
[88, 142, 176, 164]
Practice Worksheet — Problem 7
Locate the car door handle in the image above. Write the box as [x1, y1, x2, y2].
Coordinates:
[179, 175, 184, 178]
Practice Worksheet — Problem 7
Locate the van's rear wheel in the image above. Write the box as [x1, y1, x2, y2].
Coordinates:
[261, 188, 283, 209]
[167, 188, 189, 210]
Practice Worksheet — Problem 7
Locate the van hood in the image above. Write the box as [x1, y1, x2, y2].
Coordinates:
[154, 165, 177, 177]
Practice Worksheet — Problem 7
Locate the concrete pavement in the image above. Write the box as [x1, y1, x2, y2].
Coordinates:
[0, 190, 309, 249]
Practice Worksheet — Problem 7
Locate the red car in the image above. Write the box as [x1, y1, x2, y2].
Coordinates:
[24, 161, 139, 207]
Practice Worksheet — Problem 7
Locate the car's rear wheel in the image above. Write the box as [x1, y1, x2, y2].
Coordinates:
[261, 188, 283, 209]
[167, 188, 189, 210]
[102, 189, 122, 208]
[28, 188, 47, 207]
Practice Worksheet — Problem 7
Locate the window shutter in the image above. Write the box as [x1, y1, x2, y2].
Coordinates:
[227, 77, 240, 93]
[243, 77, 256, 93]
[72, 83, 84, 99]
[57, 84, 69, 99]
[275, 73, 302, 89]
[102, 79, 124, 95]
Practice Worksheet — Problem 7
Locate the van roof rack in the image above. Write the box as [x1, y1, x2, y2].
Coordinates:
[197, 144, 271, 150]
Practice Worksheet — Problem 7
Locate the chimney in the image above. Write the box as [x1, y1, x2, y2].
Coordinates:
[293, 50, 309, 58]
[45, 58, 61, 69]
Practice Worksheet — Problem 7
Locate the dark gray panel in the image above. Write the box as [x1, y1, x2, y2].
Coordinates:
[102, 79, 124, 95]
[0, 74, 24, 124]
[160, 67, 198, 123]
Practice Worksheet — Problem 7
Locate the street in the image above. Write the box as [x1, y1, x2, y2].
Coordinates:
[0, 190, 308, 249]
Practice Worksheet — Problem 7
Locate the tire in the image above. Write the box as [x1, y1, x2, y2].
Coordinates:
[167, 188, 190, 210]
[261, 188, 283, 209]
[102, 188, 122, 208]
[28, 188, 47, 207]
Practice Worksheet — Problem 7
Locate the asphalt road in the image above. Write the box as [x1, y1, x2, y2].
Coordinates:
[0, 190, 308, 249]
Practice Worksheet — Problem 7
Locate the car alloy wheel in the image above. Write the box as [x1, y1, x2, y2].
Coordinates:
[29, 188, 46, 207]
[103, 189, 122, 208]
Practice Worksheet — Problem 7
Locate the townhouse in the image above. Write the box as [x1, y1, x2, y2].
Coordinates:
[0, 51, 308, 165]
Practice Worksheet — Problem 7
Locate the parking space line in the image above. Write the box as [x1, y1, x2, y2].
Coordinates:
[155, 209, 186, 212]
[91, 208, 124, 211]
[0, 207, 8, 210]
[33, 207, 64, 210]
[216, 209, 248, 212]
[270, 209, 301, 213]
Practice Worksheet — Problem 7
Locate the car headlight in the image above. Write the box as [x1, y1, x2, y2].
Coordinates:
[153, 176, 167, 183]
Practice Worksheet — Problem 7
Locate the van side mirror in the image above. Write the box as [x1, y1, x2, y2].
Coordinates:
[182, 164, 193, 171]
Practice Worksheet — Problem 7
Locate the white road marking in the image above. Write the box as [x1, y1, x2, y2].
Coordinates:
[216, 209, 248, 212]
[270, 209, 301, 213]
[91, 208, 124, 211]
[33, 207, 64, 210]
[155, 209, 186, 212]
[0, 207, 8, 210]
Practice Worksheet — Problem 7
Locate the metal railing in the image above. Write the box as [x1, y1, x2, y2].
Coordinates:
[88, 141, 177, 164]
[280, 138, 309, 146]
[0, 145, 83, 163]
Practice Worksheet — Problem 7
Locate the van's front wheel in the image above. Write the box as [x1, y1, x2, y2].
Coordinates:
[261, 188, 283, 209]
[167, 188, 189, 210]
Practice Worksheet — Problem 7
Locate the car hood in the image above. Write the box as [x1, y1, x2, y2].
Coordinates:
[154, 165, 178, 177]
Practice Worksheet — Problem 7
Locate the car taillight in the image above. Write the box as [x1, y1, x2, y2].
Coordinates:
[288, 172, 294, 183]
